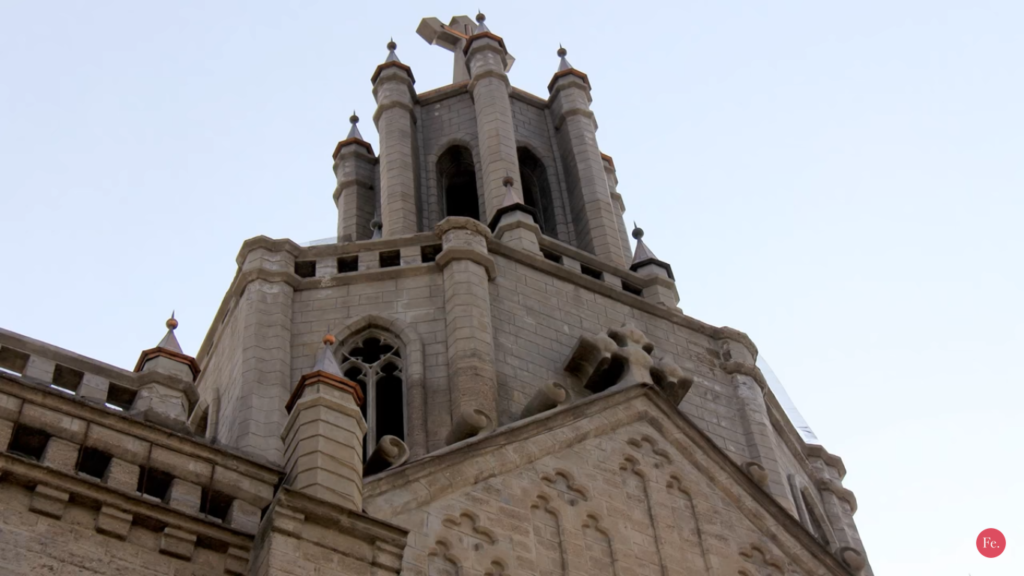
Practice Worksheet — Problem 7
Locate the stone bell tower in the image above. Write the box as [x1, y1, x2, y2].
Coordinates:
[0, 12, 872, 576]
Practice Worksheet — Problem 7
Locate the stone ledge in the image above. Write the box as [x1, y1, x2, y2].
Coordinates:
[805, 444, 848, 480]
[1, 452, 254, 549]
[417, 81, 470, 106]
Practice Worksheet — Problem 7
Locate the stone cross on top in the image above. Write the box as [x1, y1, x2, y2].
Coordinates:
[417, 13, 516, 83]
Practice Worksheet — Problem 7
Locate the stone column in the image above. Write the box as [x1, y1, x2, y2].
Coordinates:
[807, 446, 873, 575]
[719, 336, 796, 514]
[332, 115, 378, 243]
[548, 63, 627, 268]
[435, 217, 498, 444]
[232, 243, 299, 464]
[603, 154, 633, 262]
[465, 29, 523, 222]
[372, 43, 419, 237]
[281, 356, 366, 511]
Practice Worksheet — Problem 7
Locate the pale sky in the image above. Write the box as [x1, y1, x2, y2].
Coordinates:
[2, 1, 1021, 573]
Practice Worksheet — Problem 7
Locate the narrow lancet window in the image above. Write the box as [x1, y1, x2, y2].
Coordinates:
[517, 147, 557, 235]
[438, 146, 480, 221]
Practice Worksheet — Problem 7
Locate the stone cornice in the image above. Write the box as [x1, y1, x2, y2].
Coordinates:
[509, 86, 549, 107]
[331, 137, 375, 159]
[134, 346, 201, 381]
[285, 371, 365, 413]
[0, 452, 255, 548]
[547, 68, 592, 94]
[364, 385, 854, 576]
[461, 31, 507, 55]
[370, 60, 416, 85]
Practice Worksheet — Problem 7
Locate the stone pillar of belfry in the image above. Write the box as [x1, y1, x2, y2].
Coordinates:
[372, 40, 419, 237]
[718, 334, 796, 515]
[464, 12, 524, 223]
[548, 47, 627, 268]
[332, 112, 378, 243]
[806, 446, 873, 575]
[602, 154, 633, 262]
[281, 334, 367, 511]
[434, 216, 499, 445]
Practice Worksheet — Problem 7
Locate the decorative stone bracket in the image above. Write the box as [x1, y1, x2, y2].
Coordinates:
[563, 323, 693, 405]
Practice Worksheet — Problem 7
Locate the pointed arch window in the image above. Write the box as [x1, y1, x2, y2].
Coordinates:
[338, 331, 405, 457]
[517, 147, 557, 236]
[438, 145, 480, 221]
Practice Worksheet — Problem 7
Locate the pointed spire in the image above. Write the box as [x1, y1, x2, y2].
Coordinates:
[557, 45, 572, 71]
[156, 311, 183, 353]
[630, 223, 658, 264]
[488, 173, 539, 231]
[385, 38, 400, 62]
[311, 334, 344, 378]
[346, 111, 363, 140]
[475, 11, 490, 33]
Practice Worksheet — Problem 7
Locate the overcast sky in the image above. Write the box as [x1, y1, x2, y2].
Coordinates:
[2, 1, 1021, 573]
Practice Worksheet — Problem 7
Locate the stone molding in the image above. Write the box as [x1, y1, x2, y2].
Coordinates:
[370, 60, 416, 85]
[461, 31, 507, 55]
[0, 452, 254, 547]
[133, 346, 201, 381]
[331, 137, 375, 160]
[284, 371, 364, 413]
[547, 68, 592, 94]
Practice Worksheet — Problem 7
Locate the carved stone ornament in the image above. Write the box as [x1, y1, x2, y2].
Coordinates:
[563, 323, 693, 404]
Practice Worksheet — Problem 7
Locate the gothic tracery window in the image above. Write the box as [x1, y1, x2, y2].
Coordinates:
[339, 331, 405, 456]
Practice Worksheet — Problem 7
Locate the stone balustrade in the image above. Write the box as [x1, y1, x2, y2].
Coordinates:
[0, 367, 283, 574]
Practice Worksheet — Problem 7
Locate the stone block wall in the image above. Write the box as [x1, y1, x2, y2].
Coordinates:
[363, 390, 852, 576]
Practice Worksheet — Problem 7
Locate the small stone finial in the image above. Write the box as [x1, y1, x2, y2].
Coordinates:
[501, 174, 515, 188]
[557, 44, 573, 71]
[346, 110, 363, 140]
[385, 38, 400, 63]
[322, 333, 336, 346]
[166, 311, 178, 330]
[474, 11, 490, 33]
[632, 222, 644, 240]
[370, 217, 383, 240]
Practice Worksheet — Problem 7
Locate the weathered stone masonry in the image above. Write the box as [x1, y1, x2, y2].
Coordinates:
[0, 12, 871, 576]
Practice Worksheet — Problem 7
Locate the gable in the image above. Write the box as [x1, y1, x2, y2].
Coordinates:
[363, 385, 850, 575]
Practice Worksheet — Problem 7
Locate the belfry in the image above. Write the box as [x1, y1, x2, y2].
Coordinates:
[0, 14, 871, 576]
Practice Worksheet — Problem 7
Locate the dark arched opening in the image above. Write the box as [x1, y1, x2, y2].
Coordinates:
[437, 146, 480, 221]
[517, 148, 557, 235]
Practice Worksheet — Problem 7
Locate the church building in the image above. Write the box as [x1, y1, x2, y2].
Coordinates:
[0, 14, 871, 576]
